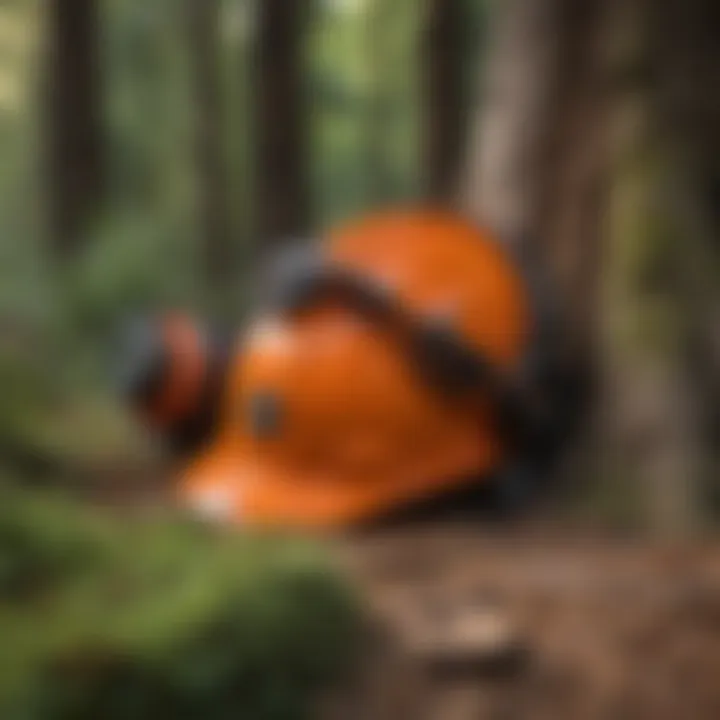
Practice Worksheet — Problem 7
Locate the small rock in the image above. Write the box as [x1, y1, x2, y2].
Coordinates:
[411, 605, 531, 679]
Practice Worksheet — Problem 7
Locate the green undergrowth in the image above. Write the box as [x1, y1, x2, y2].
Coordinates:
[0, 487, 362, 719]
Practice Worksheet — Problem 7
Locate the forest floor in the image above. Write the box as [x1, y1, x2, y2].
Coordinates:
[85, 471, 720, 720]
[328, 523, 720, 720]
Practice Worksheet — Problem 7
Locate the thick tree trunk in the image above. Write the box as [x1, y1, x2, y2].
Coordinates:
[461, 0, 610, 455]
[254, 0, 310, 250]
[421, 0, 468, 203]
[187, 0, 231, 285]
[651, 0, 720, 478]
[44, 0, 104, 258]
[531, 0, 611, 365]
[461, 0, 709, 531]
[462, 0, 609, 319]
[599, 0, 707, 534]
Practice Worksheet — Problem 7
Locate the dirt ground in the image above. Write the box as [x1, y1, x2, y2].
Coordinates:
[87, 471, 720, 720]
[326, 523, 720, 720]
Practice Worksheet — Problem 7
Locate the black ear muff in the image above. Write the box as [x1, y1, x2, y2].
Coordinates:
[116, 315, 232, 457]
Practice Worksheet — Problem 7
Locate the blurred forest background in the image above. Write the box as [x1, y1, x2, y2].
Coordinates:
[0, 0, 719, 535]
[0, 0, 484, 489]
[1, 2, 720, 716]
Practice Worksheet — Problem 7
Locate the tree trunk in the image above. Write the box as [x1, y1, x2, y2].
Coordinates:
[598, 0, 714, 534]
[651, 0, 720, 483]
[253, 0, 310, 251]
[421, 0, 467, 203]
[531, 0, 611, 365]
[460, 0, 610, 460]
[462, 0, 609, 315]
[460, 0, 559, 249]
[461, 0, 709, 531]
[44, 0, 104, 259]
[187, 0, 231, 285]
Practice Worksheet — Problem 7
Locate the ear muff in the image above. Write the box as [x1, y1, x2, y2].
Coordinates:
[119, 315, 206, 425]
[117, 314, 230, 455]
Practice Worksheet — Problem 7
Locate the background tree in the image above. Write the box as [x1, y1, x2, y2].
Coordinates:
[186, 0, 231, 286]
[43, 0, 104, 259]
[253, 0, 311, 252]
[421, 0, 469, 202]
[461, 0, 604, 492]
[598, 0, 720, 533]
[462, 0, 717, 532]
[363, 0, 394, 206]
[462, 0, 558, 248]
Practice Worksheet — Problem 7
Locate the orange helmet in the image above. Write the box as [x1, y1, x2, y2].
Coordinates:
[171, 210, 550, 528]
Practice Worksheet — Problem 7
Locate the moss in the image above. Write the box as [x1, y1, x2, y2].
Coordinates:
[604, 117, 687, 363]
[0, 489, 362, 719]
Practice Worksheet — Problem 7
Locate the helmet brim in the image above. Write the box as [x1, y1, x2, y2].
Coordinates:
[178, 436, 499, 529]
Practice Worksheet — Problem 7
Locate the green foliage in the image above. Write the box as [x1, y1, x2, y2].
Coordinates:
[0, 489, 362, 720]
[0, 489, 112, 598]
[309, 0, 426, 225]
[60, 214, 200, 338]
[0, 307, 150, 484]
[0, 0, 491, 380]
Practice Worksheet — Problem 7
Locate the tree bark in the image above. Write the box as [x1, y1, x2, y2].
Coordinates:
[253, 0, 310, 251]
[599, 0, 707, 534]
[421, 0, 468, 203]
[44, 0, 104, 259]
[533, 0, 612, 365]
[462, 0, 609, 311]
[461, 0, 713, 531]
[187, 0, 231, 285]
[460, 0, 559, 249]
[461, 0, 611, 455]
[651, 0, 720, 460]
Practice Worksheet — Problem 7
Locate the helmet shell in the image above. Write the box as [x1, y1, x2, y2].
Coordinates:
[181, 211, 532, 527]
